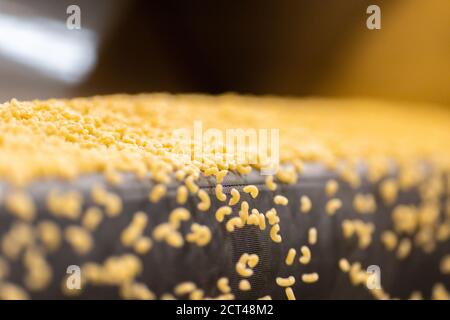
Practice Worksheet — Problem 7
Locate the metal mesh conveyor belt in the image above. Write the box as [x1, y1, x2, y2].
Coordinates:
[0, 163, 448, 299]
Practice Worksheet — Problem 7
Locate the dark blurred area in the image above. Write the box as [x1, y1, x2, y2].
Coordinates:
[0, 0, 449, 105]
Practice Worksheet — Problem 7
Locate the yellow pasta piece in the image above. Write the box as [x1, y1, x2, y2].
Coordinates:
[276, 276, 295, 287]
[149, 184, 167, 203]
[274, 195, 288, 206]
[300, 195, 312, 213]
[379, 178, 398, 205]
[217, 277, 231, 294]
[285, 248, 296, 266]
[299, 246, 311, 265]
[243, 185, 259, 199]
[236, 262, 253, 277]
[82, 207, 103, 231]
[265, 175, 277, 191]
[229, 188, 240, 206]
[215, 184, 227, 202]
[174, 282, 196, 296]
[239, 279, 251, 291]
[64, 226, 93, 255]
[308, 227, 317, 245]
[381, 230, 398, 251]
[121, 211, 148, 247]
[215, 170, 228, 184]
[325, 179, 339, 196]
[301, 272, 319, 283]
[239, 201, 249, 223]
[185, 176, 199, 194]
[37, 220, 62, 252]
[169, 208, 191, 228]
[247, 254, 259, 268]
[339, 258, 351, 272]
[215, 206, 232, 222]
[5, 191, 35, 222]
[133, 237, 153, 254]
[353, 193, 377, 214]
[265, 208, 280, 225]
[396, 238, 412, 260]
[285, 287, 296, 300]
[226, 217, 244, 232]
[270, 224, 282, 243]
[176, 185, 188, 205]
[326, 198, 342, 215]
[197, 189, 211, 211]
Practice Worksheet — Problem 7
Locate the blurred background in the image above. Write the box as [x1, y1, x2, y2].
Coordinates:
[0, 0, 449, 105]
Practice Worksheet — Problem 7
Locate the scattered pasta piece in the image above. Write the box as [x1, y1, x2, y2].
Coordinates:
[239, 201, 249, 223]
[353, 193, 377, 214]
[299, 246, 311, 265]
[215, 184, 227, 202]
[82, 207, 103, 231]
[149, 184, 167, 203]
[176, 185, 188, 205]
[239, 279, 251, 291]
[185, 176, 199, 194]
[270, 224, 282, 243]
[229, 188, 240, 206]
[274, 195, 288, 206]
[186, 223, 212, 247]
[265, 175, 277, 191]
[169, 208, 191, 228]
[215, 206, 232, 222]
[396, 238, 412, 260]
[325, 179, 339, 197]
[432, 283, 450, 300]
[47, 190, 83, 220]
[37, 221, 62, 252]
[308, 227, 317, 245]
[440, 255, 450, 274]
[217, 277, 231, 294]
[64, 226, 93, 255]
[236, 262, 253, 278]
[379, 178, 398, 205]
[276, 276, 295, 287]
[197, 189, 211, 211]
[226, 217, 244, 232]
[120, 282, 155, 300]
[326, 198, 342, 216]
[215, 170, 228, 184]
[133, 237, 153, 255]
[409, 291, 423, 300]
[285, 287, 296, 300]
[285, 248, 296, 266]
[5, 191, 35, 222]
[247, 254, 259, 268]
[243, 185, 259, 199]
[381, 230, 398, 251]
[339, 258, 351, 272]
[121, 211, 148, 247]
[265, 208, 280, 225]
[174, 282, 196, 296]
[189, 289, 204, 300]
[300, 195, 312, 214]
[301, 272, 319, 283]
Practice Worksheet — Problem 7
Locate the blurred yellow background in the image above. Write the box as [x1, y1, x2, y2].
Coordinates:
[0, 0, 448, 106]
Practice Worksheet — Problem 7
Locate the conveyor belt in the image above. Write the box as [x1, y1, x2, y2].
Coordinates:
[1, 163, 448, 299]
